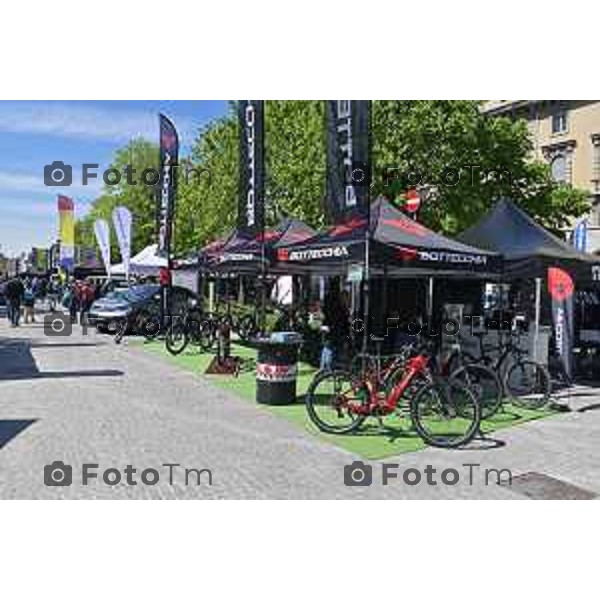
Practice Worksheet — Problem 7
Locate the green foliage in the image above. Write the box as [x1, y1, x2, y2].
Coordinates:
[76, 101, 591, 257]
[264, 101, 325, 228]
[76, 138, 159, 260]
[174, 108, 238, 254]
[372, 100, 588, 235]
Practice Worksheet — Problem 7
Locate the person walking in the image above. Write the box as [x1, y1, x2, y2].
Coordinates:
[5, 276, 24, 327]
[64, 278, 79, 323]
[23, 282, 36, 324]
[79, 280, 96, 326]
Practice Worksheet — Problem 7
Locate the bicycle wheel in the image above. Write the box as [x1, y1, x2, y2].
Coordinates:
[446, 351, 477, 375]
[410, 380, 481, 448]
[134, 310, 163, 340]
[305, 369, 368, 434]
[237, 314, 257, 341]
[450, 363, 503, 419]
[197, 318, 217, 351]
[165, 321, 189, 355]
[505, 360, 551, 409]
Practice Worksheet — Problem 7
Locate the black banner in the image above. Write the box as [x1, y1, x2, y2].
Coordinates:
[548, 267, 575, 380]
[158, 114, 179, 259]
[238, 100, 265, 235]
[325, 100, 371, 223]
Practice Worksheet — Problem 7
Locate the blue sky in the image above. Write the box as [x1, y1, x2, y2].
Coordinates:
[0, 100, 228, 256]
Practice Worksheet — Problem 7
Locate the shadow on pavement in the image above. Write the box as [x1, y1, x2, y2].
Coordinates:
[29, 342, 108, 349]
[0, 335, 123, 381]
[0, 419, 37, 449]
[577, 403, 600, 413]
[455, 435, 507, 451]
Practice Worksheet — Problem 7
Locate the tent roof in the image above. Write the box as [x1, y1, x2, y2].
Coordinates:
[459, 198, 585, 261]
[111, 244, 167, 275]
[275, 197, 500, 278]
[458, 198, 598, 280]
[209, 218, 316, 272]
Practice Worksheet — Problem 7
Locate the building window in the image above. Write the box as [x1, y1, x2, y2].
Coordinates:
[551, 154, 567, 182]
[552, 109, 568, 134]
[592, 134, 600, 185]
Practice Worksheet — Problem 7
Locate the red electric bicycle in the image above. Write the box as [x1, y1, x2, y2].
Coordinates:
[306, 340, 482, 448]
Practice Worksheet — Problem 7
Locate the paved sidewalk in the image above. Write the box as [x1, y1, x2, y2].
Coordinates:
[1, 317, 599, 499]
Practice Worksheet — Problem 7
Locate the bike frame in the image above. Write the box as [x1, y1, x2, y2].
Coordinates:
[349, 353, 430, 416]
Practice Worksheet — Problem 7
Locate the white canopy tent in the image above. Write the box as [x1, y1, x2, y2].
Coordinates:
[110, 244, 167, 276]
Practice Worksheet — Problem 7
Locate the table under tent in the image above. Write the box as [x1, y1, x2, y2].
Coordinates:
[459, 198, 600, 378]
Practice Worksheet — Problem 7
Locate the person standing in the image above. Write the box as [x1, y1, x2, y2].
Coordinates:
[5, 276, 24, 327]
[323, 280, 351, 368]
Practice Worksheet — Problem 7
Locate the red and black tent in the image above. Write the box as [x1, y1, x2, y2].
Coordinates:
[275, 197, 501, 278]
[204, 218, 317, 273]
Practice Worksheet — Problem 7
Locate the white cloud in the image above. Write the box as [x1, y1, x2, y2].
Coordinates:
[0, 101, 197, 143]
[0, 169, 103, 200]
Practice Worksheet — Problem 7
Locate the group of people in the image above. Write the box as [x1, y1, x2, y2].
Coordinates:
[1, 273, 100, 328]
[64, 278, 98, 324]
[0, 274, 54, 327]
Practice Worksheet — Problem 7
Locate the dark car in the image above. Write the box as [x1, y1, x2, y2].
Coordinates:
[88, 284, 196, 332]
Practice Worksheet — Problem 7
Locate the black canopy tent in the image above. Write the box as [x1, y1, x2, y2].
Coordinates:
[273, 197, 501, 341]
[459, 198, 599, 282]
[209, 217, 316, 274]
[195, 219, 317, 328]
[275, 197, 502, 279]
[459, 198, 600, 365]
[199, 229, 252, 268]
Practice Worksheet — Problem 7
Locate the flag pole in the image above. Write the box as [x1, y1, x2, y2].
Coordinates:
[361, 101, 372, 359]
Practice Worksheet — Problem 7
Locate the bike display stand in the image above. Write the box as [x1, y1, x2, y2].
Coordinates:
[205, 322, 240, 376]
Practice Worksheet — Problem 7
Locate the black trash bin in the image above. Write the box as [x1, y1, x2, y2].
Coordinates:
[255, 337, 302, 405]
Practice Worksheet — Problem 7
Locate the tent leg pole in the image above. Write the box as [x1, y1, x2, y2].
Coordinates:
[534, 277, 541, 363]
[427, 277, 434, 323]
[209, 280, 215, 315]
[362, 234, 371, 360]
[383, 267, 388, 334]
[238, 277, 244, 304]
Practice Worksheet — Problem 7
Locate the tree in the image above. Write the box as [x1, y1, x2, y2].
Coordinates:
[372, 101, 588, 234]
[76, 138, 159, 260]
[174, 108, 238, 255]
[77, 101, 590, 258]
[174, 101, 326, 255]
[264, 101, 325, 227]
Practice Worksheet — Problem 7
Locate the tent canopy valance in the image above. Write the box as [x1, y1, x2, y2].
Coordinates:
[203, 218, 316, 273]
[274, 197, 502, 279]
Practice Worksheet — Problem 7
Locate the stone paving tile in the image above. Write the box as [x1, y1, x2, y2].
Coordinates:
[1, 319, 598, 499]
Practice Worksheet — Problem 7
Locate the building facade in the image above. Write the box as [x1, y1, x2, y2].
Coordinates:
[483, 100, 600, 252]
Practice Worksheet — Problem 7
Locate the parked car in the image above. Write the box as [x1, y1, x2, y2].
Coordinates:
[88, 284, 196, 333]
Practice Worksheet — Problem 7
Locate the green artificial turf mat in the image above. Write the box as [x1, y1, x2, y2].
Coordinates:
[137, 339, 557, 460]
